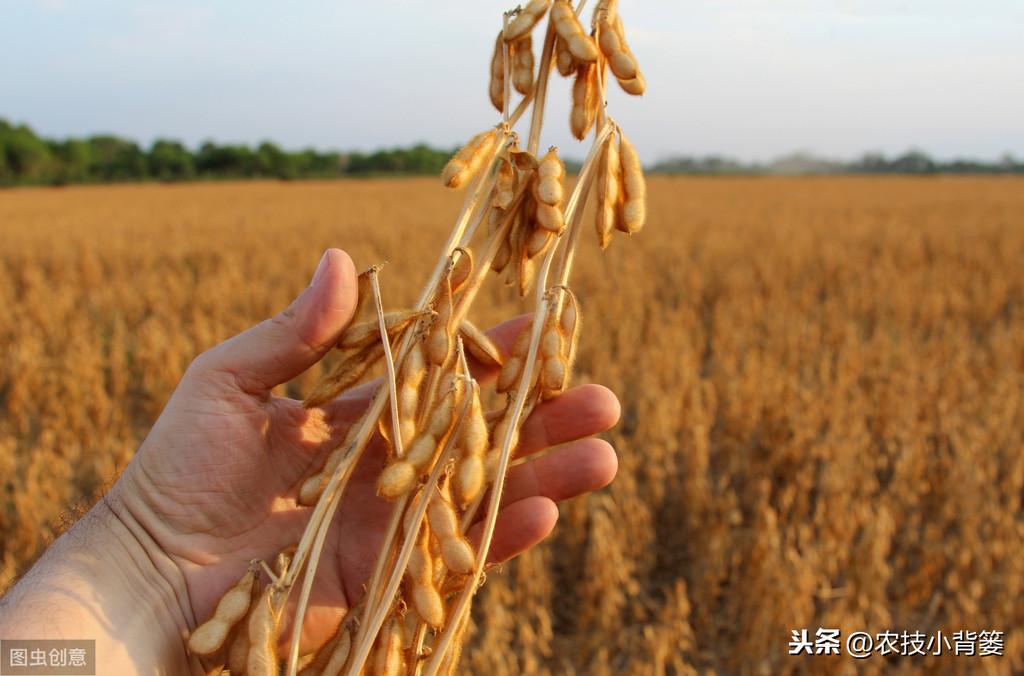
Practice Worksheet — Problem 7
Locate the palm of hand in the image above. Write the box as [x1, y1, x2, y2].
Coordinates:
[110, 249, 619, 656]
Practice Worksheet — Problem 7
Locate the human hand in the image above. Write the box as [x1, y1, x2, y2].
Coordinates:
[0, 249, 620, 673]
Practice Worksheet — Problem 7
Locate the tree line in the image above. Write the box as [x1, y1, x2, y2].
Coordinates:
[649, 150, 1024, 175]
[3, 117, 1022, 186]
[0, 118, 456, 186]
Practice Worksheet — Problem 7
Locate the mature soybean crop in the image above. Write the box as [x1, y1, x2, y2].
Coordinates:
[1, 175, 1023, 673]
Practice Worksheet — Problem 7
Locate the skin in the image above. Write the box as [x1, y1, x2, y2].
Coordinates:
[0, 249, 620, 674]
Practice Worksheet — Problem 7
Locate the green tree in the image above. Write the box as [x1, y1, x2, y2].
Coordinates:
[49, 139, 93, 184]
[1, 121, 54, 183]
[148, 140, 195, 181]
[88, 135, 147, 181]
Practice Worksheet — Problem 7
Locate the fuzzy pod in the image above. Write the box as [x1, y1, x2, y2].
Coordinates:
[616, 71, 646, 96]
[541, 355, 568, 400]
[551, 0, 599, 62]
[493, 156, 516, 210]
[412, 583, 445, 629]
[227, 626, 250, 675]
[456, 454, 485, 506]
[459, 386, 489, 459]
[395, 342, 427, 447]
[187, 568, 257, 655]
[618, 132, 646, 233]
[407, 433, 440, 468]
[512, 35, 535, 95]
[595, 134, 622, 249]
[570, 62, 599, 141]
[503, 0, 551, 42]
[535, 201, 565, 233]
[372, 617, 405, 676]
[496, 323, 532, 392]
[304, 341, 384, 408]
[246, 586, 281, 676]
[428, 492, 477, 574]
[526, 228, 554, 259]
[535, 149, 565, 206]
[377, 459, 418, 499]
[596, 3, 639, 81]
[611, 14, 645, 95]
[555, 36, 575, 76]
[488, 31, 506, 112]
[492, 225, 513, 274]
[450, 249, 474, 293]
[426, 276, 453, 366]
[458, 320, 503, 368]
[321, 626, 352, 676]
[337, 309, 430, 350]
[442, 129, 499, 189]
[407, 530, 445, 628]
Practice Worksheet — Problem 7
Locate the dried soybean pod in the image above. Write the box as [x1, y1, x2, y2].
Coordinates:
[555, 36, 575, 76]
[407, 527, 445, 628]
[560, 287, 581, 359]
[526, 228, 554, 259]
[616, 71, 646, 96]
[227, 577, 261, 676]
[246, 586, 282, 676]
[458, 319, 503, 368]
[518, 247, 537, 298]
[540, 304, 562, 360]
[349, 268, 373, 324]
[496, 320, 533, 393]
[595, 133, 622, 249]
[503, 0, 551, 42]
[442, 128, 498, 189]
[304, 341, 385, 408]
[426, 276, 453, 366]
[536, 148, 565, 206]
[551, 0, 599, 62]
[612, 14, 646, 95]
[428, 488, 476, 574]
[596, 1, 639, 81]
[493, 155, 516, 210]
[298, 421, 362, 506]
[338, 309, 430, 350]
[488, 31, 505, 112]
[618, 132, 646, 233]
[455, 385, 488, 504]
[187, 567, 257, 655]
[227, 627, 250, 675]
[377, 459, 417, 499]
[492, 228, 513, 273]
[318, 625, 353, 676]
[396, 342, 427, 447]
[450, 248, 474, 294]
[512, 35, 534, 95]
[535, 203, 564, 234]
[485, 412, 522, 480]
[570, 62, 599, 140]
[372, 617, 405, 676]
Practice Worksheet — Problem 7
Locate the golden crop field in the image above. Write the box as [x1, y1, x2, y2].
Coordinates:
[2, 176, 1024, 674]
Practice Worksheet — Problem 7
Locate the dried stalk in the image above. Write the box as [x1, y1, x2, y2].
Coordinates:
[285, 265, 403, 676]
[422, 118, 613, 676]
[344, 379, 477, 676]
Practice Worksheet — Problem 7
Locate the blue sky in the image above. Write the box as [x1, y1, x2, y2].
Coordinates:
[2, 0, 1022, 162]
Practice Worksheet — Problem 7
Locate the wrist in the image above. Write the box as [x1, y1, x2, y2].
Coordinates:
[0, 493, 201, 674]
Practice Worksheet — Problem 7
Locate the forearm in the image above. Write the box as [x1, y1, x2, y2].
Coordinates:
[0, 496, 201, 675]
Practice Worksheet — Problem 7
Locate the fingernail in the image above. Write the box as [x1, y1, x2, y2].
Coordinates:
[311, 250, 331, 287]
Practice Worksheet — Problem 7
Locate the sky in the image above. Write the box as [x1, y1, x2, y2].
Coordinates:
[2, 0, 1023, 163]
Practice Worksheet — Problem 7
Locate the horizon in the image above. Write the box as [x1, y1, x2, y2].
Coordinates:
[3, 1, 1023, 163]
[3, 115, 1020, 168]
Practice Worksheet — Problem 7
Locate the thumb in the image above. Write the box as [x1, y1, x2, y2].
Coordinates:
[195, 248, 358, 394]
